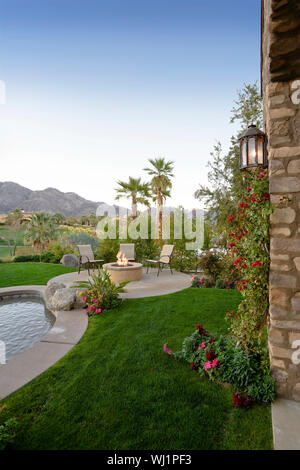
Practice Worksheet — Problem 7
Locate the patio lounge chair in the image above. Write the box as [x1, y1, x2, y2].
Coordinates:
[119, 243, 135, 261]
[146, 244, 175, 276]
[77, 244, 104, 275]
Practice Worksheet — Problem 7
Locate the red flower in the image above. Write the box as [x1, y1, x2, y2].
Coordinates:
[234, 257, 243, 266]
[246, 186, 252, 192]
[227, 213, 234, 223]
[233, 392, 256, 408]
[251, 260, 263, 267]
[262, 193, 270, 200]
[251, 194, 257, 203]
[206, 351, 215, 361]
[190, 362, 197, 371]
[228, 242, 235, 249]
[257, 170, 267, 180]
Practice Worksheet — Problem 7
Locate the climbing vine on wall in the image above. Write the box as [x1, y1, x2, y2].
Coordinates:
[226, 168, 272, 356]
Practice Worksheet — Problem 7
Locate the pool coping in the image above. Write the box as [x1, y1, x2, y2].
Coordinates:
[0, 285, 88, 399]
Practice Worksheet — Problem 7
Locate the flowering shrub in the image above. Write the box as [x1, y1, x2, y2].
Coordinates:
[73, 269, 129, 315]
[226, 168, 272, 355]
[190, 276, 211, 288]
[165, 323, 275, 406]
[197, 250, 223, 284]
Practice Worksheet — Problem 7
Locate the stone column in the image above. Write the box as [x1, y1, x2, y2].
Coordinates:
[267, 79, 300, 400]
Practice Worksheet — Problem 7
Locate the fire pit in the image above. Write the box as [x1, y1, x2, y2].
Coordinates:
[102, 251, 143, 283]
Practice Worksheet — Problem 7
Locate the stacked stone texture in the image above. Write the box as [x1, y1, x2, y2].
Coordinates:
[267, 79, 300, 401]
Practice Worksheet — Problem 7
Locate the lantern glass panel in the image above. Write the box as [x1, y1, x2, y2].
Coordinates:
[241, 140, 247, 167]
[257, 136, 264, 165]
[248, 137, 256, 165]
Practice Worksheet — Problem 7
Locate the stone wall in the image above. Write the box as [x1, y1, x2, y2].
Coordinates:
[263, 0, 300, 401]
[267, 79, 300, 400]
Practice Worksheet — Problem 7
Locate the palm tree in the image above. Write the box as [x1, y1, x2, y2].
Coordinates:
[143, 157, 174, 246]
[25, 213, 59, 252]
[115, 177, 150, 220]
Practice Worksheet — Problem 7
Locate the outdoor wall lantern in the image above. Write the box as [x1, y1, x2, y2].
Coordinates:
[239, 124, 268, 170]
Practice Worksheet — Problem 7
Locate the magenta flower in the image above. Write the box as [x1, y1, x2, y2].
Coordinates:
[200, 342, 206, 349]
[83, 309, 88, 315]
[163, 343, 173, 355]
[204, 361, 212, 371]
[96, 308, 102, 314]
[212, 358, 219, 368]
[82, 296, 87, 302]
[90, 305, 95, 313]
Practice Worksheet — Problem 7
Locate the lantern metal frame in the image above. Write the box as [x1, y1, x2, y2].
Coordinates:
[239, 124, 268, 170]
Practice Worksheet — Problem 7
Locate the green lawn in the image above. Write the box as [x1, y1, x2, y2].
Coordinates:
[0, 226, 27, 246]
[0, 287, 273, 450]
[0, 262, 77, 287]
[0, 247, 11, 260]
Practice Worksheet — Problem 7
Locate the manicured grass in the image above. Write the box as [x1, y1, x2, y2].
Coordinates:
[0, 262, 77, 287]
[0, 247, 11, 260]
[0, 288, 273, 450]
[0, 226, 26, 246]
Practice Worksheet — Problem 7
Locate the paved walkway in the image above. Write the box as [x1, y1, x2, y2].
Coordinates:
[52, 268, 191, 299]
[272, 398, 300, 449]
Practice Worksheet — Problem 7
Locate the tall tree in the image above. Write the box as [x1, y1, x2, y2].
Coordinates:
[194, 82, 263, 247]
[25, 212, 59, 252]
[115, 177, 150, 220]
[1, 209, 25, 256]
[143, 157, 174, 246]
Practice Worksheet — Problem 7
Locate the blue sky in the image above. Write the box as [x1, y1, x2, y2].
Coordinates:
[0, 0, 261, 209]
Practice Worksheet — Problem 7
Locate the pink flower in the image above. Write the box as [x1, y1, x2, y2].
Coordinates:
[204, 361, 212, 371]
[89, 305, 95, 313]
[212, 358, 219, 368]
[82, 296, 87, 302]
[200, 342, 206, 349]
[163, 343, 173, 355]
[96, 308, 102, 314]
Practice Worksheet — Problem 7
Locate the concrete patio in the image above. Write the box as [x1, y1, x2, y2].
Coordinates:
[51, 267, 191, 299]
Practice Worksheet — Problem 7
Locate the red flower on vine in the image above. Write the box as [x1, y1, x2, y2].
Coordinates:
[227, 213, 234, 223]
[251, 261, 263, 267]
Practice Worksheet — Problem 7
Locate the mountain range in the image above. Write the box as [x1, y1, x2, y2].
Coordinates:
[0, 182, 125, 217]
[0, 181, 202, 219]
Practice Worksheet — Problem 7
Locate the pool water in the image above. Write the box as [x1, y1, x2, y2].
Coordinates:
[0, 296, 55, 361]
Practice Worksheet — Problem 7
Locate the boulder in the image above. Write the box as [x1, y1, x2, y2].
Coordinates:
[60, 254, 79, 268]
[44, 281, 66, 303]
[51, 288, 76, 311]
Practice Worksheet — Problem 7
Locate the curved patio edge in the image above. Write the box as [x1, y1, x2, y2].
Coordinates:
[0, 285, 88, 400]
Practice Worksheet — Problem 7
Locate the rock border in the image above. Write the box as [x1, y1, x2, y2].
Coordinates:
[0, 285, 88, 399]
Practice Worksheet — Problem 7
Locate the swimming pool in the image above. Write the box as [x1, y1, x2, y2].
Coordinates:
[0, 295, 55, 361]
